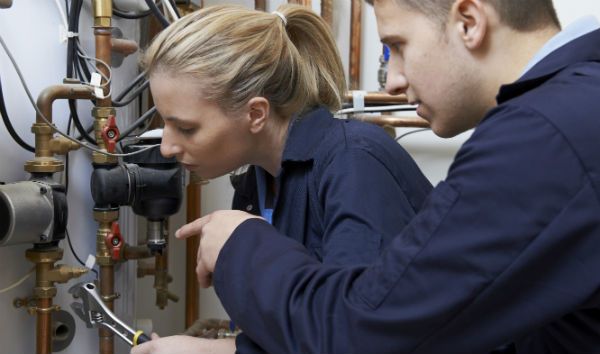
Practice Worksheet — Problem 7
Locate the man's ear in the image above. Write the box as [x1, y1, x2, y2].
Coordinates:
[245, 97, 270, 134]
[450, 0, 488, 50]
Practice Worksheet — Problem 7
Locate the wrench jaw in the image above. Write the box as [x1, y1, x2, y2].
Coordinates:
[69, 282, 138, 346]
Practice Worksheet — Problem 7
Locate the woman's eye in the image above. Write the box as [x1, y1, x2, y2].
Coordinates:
[177, 127, 197, 135]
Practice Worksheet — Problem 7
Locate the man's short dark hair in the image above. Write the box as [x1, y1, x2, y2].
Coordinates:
[366, 0, 561, 31]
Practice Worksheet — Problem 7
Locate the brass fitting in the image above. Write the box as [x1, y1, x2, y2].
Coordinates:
[24, 84, 94, 173]
[25, 248, 88, 300]
[94, 210, 119, 266]
[92, 107, 118, 165]
[50, 136, 81, 155]
[92, 0, 112, 27]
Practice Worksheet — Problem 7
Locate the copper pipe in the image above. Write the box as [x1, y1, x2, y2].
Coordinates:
[99, 264, 115, 354]
[123, 244, 153, 260]
[349, 0, 362, 90]
[351, 115, 430, 128]
[111, 38, 138, 57]
[94, 27, 113, 107]
[185, 173, 203, 327]
[255, 0, 266, 11]
[36, 84, 94, 125]
[344, 91, 408, 105]
[36, 297, 52, 354]
[25, 248, 87, 354]
[321, 0, 333, 28]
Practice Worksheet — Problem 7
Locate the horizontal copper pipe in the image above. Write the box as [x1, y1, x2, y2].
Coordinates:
[111, 38, 138, 57]
[123, 245, 153, 260]
[344, 91, 408, 105]
[36, 84, 95, 124]
[351, 115, 429, 128]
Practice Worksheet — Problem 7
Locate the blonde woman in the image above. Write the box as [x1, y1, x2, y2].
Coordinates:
[133, 4, 431, 354]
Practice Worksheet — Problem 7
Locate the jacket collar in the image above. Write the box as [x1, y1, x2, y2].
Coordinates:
[281, 106, 335, 163]
[497, 28, 600, 104]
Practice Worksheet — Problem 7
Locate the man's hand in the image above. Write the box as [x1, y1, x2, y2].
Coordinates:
[175, 210, 262, 287]
[131, 334, 236, 354]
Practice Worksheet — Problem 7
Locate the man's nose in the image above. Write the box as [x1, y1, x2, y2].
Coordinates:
[385, 59, 409, 96]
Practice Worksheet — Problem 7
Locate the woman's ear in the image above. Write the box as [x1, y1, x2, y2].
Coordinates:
[451, 0, 488, 50]
[246, 97, 270, 134]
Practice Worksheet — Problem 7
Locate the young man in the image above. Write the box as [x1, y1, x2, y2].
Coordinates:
[176, 0, 600, 352]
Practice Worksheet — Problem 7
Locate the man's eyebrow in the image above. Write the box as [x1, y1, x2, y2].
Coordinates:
[380, 35, 400, 45]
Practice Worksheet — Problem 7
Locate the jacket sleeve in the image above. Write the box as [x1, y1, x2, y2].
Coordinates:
[213, 106, 600, 354]
[316, 147, 430, 266]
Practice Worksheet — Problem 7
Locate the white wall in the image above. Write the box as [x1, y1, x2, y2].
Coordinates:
[0, 1, 141, 353]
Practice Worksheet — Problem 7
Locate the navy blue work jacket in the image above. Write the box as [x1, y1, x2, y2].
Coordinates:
[213, 29, 600, 354]
[230, 107, 432, 353]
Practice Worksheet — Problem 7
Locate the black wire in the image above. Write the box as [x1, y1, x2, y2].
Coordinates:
[66, 229, 99, 278]
[118, 106, 158, 141]
[113, 8, 153, 19]
[112, 80, 150, 107]
[395, 128, 431, 141]
[0, 73, 35, 152]
[69, 99, 96, 144]
[145, 0, 170, 28]
[114, 71, 147, 102]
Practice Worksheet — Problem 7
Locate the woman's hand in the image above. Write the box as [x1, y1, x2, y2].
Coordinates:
[175, 210, 262, 287]
[131, 333, 236, 354]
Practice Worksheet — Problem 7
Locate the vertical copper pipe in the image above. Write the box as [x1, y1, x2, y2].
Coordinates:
[94, 28, 113, 107]
[185, 173, 202, 328]
[321, 0, 333, 28]
[349, 0, 362, 90]
[99, 265, 115, 354]
[36, 298, 52, 354]
[255, 0, 266, 11]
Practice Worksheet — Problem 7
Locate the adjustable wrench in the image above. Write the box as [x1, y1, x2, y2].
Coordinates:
[69, 282, 151, 347]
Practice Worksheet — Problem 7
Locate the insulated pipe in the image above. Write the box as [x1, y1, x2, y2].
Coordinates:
[185, 173, 202, 327]
[349, 0, 362, 90]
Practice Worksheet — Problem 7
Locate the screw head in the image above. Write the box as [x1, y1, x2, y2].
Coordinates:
[111, 237, 120, 246]
[40, 186, 48, 194]
[107, 130, 116, 139]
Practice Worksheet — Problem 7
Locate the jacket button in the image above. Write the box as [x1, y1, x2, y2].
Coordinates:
[246, 204, 253, 211]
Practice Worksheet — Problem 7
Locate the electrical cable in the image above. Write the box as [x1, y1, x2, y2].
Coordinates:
[0, 267, 35, 294]
[337, 105, 417, 115]
[114, 71, 147, 102]
[169, 0, 181, 18]
[0, 73, 35, 152]
[0, 33, 159, 158]
[163, 0, 179, 21]
[118, 106, 158, 141]
[395, 128, 431, 141]
[145, 0, 170, 28]
[112, 80, 149, 107]
[66, 229, 99, 278]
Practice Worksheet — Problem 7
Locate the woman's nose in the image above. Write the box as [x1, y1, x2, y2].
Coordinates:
[160, 128, 182, 159]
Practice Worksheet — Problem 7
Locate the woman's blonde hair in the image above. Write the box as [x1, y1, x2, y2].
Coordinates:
[142, 4, 347, 118]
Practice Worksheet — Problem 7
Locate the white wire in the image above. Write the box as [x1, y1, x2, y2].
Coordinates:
[336, 104, 418, 115]
[163, 0, 178, 21]
[0, 33, 160, 158]
[0, 267, 35, 294]
[53, 0, 69, 29]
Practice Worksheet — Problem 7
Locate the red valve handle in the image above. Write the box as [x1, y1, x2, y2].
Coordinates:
[101, 115, 120, 153]
[105, 222, 123, 261]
